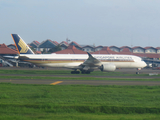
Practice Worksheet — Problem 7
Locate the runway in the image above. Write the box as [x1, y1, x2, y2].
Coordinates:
[0, 67, 160, 86]
[0, 79, 160, 86]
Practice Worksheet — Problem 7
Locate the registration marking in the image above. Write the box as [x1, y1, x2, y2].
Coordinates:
[50, 81, 63, 85]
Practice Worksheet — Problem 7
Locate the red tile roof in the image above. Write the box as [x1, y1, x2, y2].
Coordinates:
[0, 44, 18, 54]
[144, 47, 156, 50]
[156, 47, 160, 50]
[54, 45, 87, 54]
[69, 41, 80, 47]
[32, 41, 40, 46]
[54, 41, 59, 45]
[49, 40, 59, 45]
[35, 51, 41, 54]
[60, 41, 69, 45]
[119, 48, 132, 54]
[91, 47, 118, 54]
[35, 41, 40, 44]
[134, 53, 160, 58]
[67, 45, 77, 49]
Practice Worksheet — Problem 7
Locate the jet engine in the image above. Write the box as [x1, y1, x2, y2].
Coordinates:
[100, 63, 116, 72]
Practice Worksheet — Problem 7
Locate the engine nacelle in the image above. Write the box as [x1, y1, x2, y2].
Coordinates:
[100, 63, 116, 72]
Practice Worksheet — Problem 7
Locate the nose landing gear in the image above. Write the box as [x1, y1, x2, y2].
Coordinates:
[136, 68, 141, 74]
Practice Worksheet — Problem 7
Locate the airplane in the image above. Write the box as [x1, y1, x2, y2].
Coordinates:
[11, 34, 147, 74]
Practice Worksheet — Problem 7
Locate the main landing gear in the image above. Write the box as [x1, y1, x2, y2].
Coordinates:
[81, 70, 90, 74]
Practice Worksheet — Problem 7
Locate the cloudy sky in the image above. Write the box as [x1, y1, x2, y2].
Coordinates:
[1, 0, 160, 47]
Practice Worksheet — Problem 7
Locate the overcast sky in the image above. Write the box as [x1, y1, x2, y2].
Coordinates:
[1, 0, 160, 47]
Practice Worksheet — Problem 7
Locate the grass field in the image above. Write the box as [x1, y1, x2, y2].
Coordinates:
[0, 69, 159, 81]
[0, 69, 160, 120]
[0, 69, 156, 76]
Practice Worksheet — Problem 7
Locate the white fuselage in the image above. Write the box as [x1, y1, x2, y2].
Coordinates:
[20, 54, 147, 69]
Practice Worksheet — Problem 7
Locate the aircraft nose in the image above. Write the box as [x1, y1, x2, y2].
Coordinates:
[143, 61, 147, 68]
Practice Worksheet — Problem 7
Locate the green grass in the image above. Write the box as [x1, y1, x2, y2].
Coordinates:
[0, 69, 155, 77]
[0, 69, 70, 74]
[1, 83, 160, 119]
[0, 69, 159, 81]
[1, 113, 160, 120]
[0, 69, 160, 119]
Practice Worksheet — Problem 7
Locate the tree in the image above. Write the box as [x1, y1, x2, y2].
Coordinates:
[48, 45, 61, 53]
[30, 46, 36, 53]
[42, 48, 47, 54]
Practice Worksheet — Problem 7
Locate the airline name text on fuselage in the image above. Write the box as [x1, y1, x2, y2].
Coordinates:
[94, 56, 133, 60]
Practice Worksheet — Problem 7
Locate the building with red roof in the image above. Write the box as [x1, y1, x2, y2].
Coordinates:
[38, 39, 59, 51]
[35, 51, 42, 54]
[144, 47, 157, 54]
[7, 44, 17, 50]
[10, 38, 160, 59]
[119, 48, 133, 54]
[120, 46, 132, 52]
[29, 41, 40, 51]
[109, 46, 120, 52]
[91, 47, 118, 54]
[0, 44, 18, 55]
[69, 41, 82, 50]
[134, 53, 160, 58]
[59, 41, 69, 50]
[95, 46, 103, 52]
[51, 41, 59, 46]
[82, 45, 94, 52]
[156, 47, 160, 54]
[54, 45, 87, 54]
[132, 46, 145, 53]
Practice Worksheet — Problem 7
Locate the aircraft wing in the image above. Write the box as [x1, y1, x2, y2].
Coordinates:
[82, 52, 101, 68]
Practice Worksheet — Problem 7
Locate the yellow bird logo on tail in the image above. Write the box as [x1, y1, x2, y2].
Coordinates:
[18, 39, 28, 53]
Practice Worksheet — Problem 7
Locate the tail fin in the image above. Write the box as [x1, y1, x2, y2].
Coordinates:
[11, 34, 34, 54]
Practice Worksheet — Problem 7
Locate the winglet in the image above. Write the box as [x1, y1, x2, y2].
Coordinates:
[83, 52, 101, 66]
[87, 52, 93, 58]
[11, 34, 34, 54]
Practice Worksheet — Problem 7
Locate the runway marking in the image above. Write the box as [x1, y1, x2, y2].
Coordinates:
[50, 81, 63, 85]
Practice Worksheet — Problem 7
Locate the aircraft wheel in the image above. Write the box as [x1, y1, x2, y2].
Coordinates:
[71, 71, 74, 74]
[81, 71, 85, 74]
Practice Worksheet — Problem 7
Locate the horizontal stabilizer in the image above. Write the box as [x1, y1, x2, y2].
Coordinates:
[18, 56, 29, 60]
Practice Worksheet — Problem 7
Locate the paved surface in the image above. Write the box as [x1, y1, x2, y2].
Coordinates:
[0, 73, 159, 79]
[0, 79, 160, 86]
[0, 67, 160, 86]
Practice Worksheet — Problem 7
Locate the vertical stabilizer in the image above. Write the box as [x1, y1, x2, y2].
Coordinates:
[11, 34, 34, 54]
